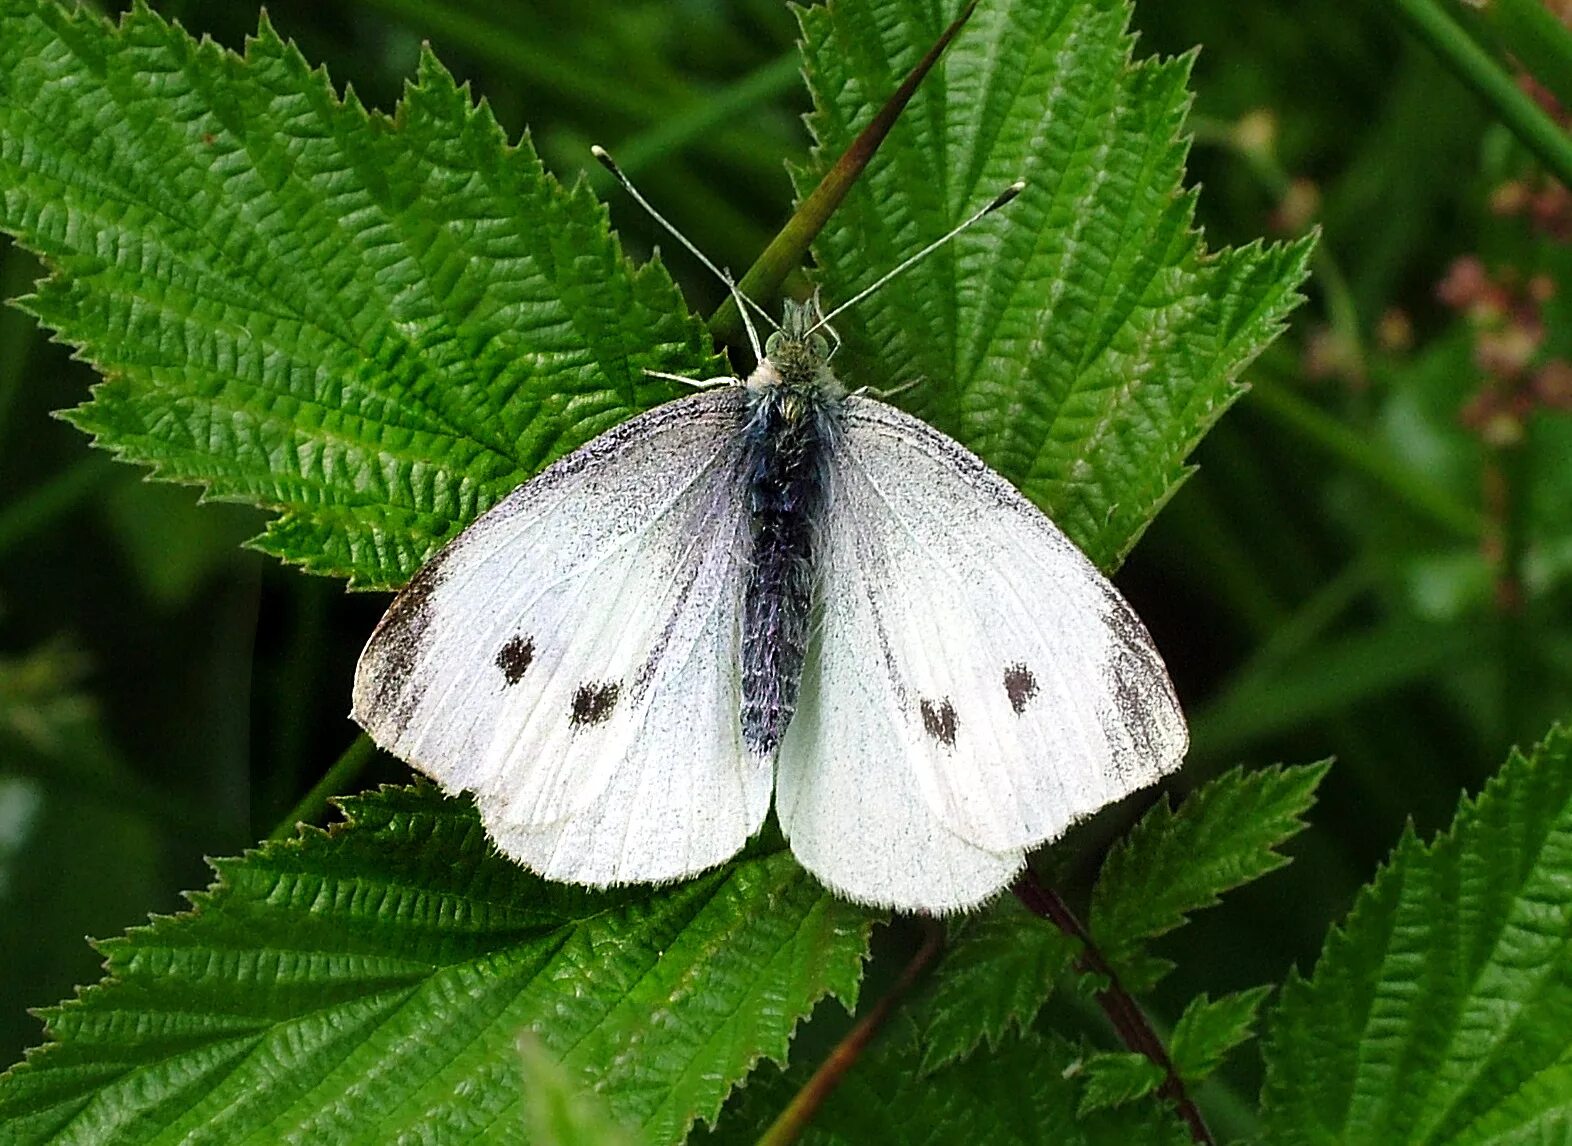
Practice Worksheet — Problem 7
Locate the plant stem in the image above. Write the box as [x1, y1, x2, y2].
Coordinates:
[1383, 0, 1572, 188]
[0, 244, 40, 460]
[267, 733, 377, 842]
[713, 0, 979, 344]
[1462, 0, 1572, 110]
[0, 456, 116, 557]
[608, 53, 802, 176]
[1190, 114, 1367, 380]
[1485, 415, 1532, 741]
[1011, 872, 1213, 1146]
[354, 0, 780, 176]
[755, 923, 945, 1146]
[1248, 374, 1485, 540]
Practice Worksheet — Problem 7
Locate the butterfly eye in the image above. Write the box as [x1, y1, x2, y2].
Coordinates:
[810, 333, 830, 359]
[764, 331, 783, 358]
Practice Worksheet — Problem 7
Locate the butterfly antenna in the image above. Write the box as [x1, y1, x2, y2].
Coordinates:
[809, 180, 1026, 335]
[592, 145, 778, 362]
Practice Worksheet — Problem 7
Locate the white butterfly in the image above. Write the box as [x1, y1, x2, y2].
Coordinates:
[351, 160, 1187, 914]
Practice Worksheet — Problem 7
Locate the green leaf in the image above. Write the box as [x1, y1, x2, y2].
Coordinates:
[909, 896, 1078, 1074]
[1167, 987, 1272, 1085]
[705, 1025, 1188, 1145]
[0, 0, 722, 590]
[516, 1032, 645, 1146]
[799, 1032, 1187, 1145]
[0, 787, 871, 1144]
[1074, 1051, 1166, 1116]
[796, 0, 1315, 571]
[1091, 763, 1328, 989]
[1259, 724, 1572, 1144]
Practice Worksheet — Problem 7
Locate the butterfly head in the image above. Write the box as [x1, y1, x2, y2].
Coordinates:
[752, 297, 841, 399]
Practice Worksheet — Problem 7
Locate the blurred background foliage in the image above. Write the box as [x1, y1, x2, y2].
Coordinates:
[0, 0, 1568, 1108]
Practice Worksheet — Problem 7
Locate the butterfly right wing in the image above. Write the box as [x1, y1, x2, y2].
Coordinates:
[352, 386, 768, 885]
[775, 539, 1026, 913]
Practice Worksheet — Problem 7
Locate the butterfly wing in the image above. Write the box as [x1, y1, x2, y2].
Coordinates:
[776, 395, 1187, 912]
[352, 386, 768, 885]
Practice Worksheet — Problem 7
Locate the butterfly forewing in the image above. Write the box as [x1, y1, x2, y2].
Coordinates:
[776, 396, 1187, 911]
[352, 387, 770, 885]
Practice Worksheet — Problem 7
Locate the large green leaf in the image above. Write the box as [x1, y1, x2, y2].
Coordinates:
[795, 0, 1314, 570]
[0, 0, 722, 590]
[0, 787, 870, 1144]
[1259, 725, 1572, 1144]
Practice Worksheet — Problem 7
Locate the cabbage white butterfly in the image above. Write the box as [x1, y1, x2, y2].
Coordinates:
[351, 150, 1187, 913]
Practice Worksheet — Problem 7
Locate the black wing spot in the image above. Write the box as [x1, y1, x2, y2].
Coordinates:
[495, 635, 535, 686]
[920, 697, 958, 747]
[570, 682, 620, 727]
[1004, 664, 1039, 715]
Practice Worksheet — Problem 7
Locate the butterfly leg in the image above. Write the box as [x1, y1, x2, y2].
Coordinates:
[644, 369, 738, 390]
[852, 376, 924, 400]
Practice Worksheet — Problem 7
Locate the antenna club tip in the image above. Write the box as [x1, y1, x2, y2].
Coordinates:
[590, 145, 618, 172]
[989, 180, 1027, 210]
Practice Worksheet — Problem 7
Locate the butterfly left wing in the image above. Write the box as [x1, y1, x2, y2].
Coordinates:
[352, 386, 768, 886]
[777, 395, 1187, 911]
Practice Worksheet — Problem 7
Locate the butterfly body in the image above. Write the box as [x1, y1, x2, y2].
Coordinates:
[739, 302, 844, 757]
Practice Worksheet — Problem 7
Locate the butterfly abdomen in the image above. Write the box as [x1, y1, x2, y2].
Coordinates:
[740, 387, 836, 757]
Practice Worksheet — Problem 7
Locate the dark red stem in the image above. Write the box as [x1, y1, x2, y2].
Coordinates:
[1012, 871, 1214, 1145]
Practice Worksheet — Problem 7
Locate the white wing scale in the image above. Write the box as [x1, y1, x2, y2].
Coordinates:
[352, 386, 769, 885]
[776, 396, 1187, 911]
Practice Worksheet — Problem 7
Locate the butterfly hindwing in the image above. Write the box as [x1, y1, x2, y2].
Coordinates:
[776, 396, 1187, 911]
[352, 386, 770, 885]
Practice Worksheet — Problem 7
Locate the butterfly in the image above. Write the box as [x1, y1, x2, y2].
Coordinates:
[351, 155, 1187, 914]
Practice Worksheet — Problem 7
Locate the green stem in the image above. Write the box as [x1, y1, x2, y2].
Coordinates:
[353, 0, 781, 175]
[713, 0, 979, 343]
[608, 54, 802, 176]
[1248, 376, 1485, 540]
[1, 730, 209, 834]
[1384, 0, 1572, 188]
[353, 0, 656, 125]
[267, 734, 377, 842]
[0, 245, 40, 459]
[1230, 558, 1376, 682]
[1462, 0, 1572, 110]
[1190, 118, 1365, 379]
[0, 456, 116, 556]
[1488, 420, 1532, 740]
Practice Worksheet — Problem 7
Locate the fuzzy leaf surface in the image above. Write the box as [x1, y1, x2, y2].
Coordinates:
[0, 787, 871, 1145]
[796, 0, 1315, 570]
[1259, 726, 1572, 1144]
[0, 0, 721, 589]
